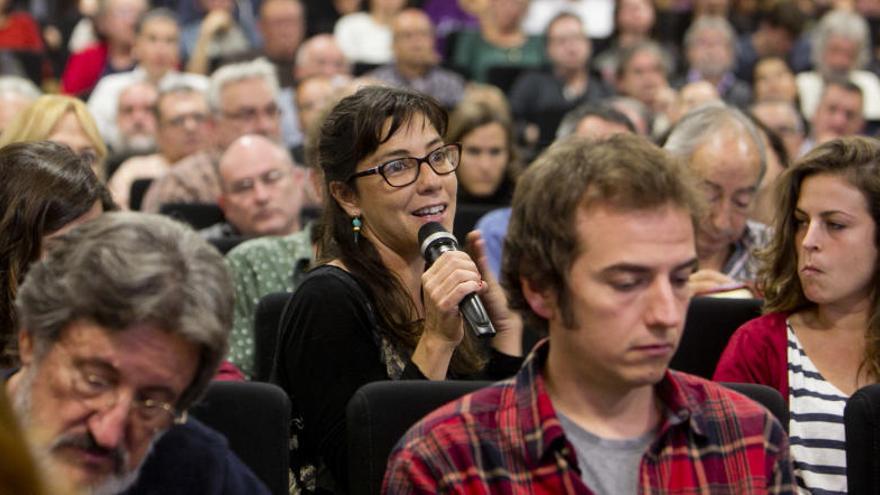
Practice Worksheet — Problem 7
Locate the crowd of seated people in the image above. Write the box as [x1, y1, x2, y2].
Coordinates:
[2, 0, 880, 493]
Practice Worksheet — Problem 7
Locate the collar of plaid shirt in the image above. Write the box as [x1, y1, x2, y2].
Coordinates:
[386, 338, 794, 493]
[514, 339, 709, 467]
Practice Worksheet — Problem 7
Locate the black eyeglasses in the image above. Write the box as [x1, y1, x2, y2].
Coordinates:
[347, 143, 461, 187]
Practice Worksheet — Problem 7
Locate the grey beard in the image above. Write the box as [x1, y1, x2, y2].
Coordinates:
[11, 366, 164, 495]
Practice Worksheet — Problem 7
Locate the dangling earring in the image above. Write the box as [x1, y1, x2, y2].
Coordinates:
[352, 216, 362, 244]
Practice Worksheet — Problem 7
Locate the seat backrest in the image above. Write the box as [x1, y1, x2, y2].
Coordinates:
[720, 382, 789, 431]
[844, 383, 880, 494]
[454, 203, 499, 244]
[189, 381, 291, 495]
[129, 178, 154, 211]
[253, 292, 292, 382]
[670, 297, 763, 379]
[159, 202, 226, 230]
[346, 380, 492, 495]
[209, 235, 246, 255]
[487, 65, 527, 95]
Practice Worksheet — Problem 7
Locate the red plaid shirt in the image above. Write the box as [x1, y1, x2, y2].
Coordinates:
[383, 341, 795, 494]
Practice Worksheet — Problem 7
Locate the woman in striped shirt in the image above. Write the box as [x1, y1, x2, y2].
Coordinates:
[715, 136, 880, 494]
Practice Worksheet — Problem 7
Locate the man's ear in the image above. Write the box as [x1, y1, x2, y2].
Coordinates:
[17, 330, 34, 367]
[328, 181, 361, 218]
[520, 276, 557, 321]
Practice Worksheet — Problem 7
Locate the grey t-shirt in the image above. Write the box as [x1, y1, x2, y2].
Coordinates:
[556, 411, 655, 495]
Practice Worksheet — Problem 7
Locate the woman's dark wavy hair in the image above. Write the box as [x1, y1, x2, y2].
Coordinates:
[759, 136, 880, 380]
[317, 86, 486, 375]
[0, 141, 114, 366]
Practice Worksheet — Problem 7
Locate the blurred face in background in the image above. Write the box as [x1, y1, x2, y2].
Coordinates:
[294, 35, 351, 81]
[99, 0, 147, 47]
[616, 0, 654, 37]
[218, 135, 305, 236]
[820, 34, 860, 77]
[617, 48, 668, 109]
[392, 9, 439, 70]
[811, 84, 864, 143]
[295, 76, 338, 133]
[751, 101, 803, 161]
[458, 121, 509, 198]
[546, 16, 590, 73]
[157, 90, 212, 163]
[215, 77, 281, 150]
[259, 0, 305, 61]
[116, 82, 158, 153]
[48, 112, 101, 173]
[687, 26, 733, 79]
[132, 16, 180, 81]
[486, 0, 528, 32]
[753, 57, 798, 104]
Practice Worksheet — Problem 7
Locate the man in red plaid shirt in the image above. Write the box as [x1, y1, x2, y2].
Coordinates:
[384, 134, 795, 494]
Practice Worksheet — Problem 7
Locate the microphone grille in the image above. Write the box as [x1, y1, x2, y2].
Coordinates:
[417, 222, 447, 247]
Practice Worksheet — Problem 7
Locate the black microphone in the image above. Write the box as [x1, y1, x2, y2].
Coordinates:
[418, 222, 496, 338]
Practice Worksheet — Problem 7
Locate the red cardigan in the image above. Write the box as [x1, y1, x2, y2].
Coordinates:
[713, 311, 791, 401]
[60, 42, 108, 96]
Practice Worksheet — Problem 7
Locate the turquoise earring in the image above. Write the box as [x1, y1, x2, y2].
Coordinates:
[352, 216, 362, 243]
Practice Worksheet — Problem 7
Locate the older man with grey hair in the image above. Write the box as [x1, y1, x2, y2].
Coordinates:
[796, 9, 880, 120]
[142, 57, 283, 212]
[680, 16, 751, 108]
[664, 104, 771, 295]
[5, 212, 269, 494]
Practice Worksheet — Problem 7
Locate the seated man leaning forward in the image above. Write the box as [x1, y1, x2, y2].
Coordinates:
[384, 134, 795, 493]
[664, 104, 771, 296]
[5, 212, 268, 495]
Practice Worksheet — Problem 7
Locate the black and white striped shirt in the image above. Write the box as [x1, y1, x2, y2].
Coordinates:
[787, 321, 848, 494]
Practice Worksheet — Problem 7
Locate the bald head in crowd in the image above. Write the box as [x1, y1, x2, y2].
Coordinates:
[294, 34, 351, 82]
[217, 134, 306, 237]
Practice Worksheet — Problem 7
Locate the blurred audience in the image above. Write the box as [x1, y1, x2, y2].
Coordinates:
[112, 79, 158, 156]
[334, 0, 405, 65]
[510, 12, 611, 150]
[803, 78, 865, 154]
[0, 75, 40, 133]
[679, 16, 751, 107]
[796, 9, 880, 121]
[368, 8, 465, 109]
[0, 94, 108, 179]
[60, 0, 148, 97]
[732, 0, 805, 84]
[182, 0, 253, 74]
[751, 99, 805, 160]
[87, 8, 209, 149]
[752, 55, 800, 105]
[451, 0, 545, 83]
[142, 57, 282, 212]
[108, 80, 212, 208]
[258, 0, 306, 88]
[614, 41, 673, 134]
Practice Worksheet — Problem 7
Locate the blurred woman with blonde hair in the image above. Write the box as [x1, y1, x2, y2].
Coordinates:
[0, 95, 107, 179]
